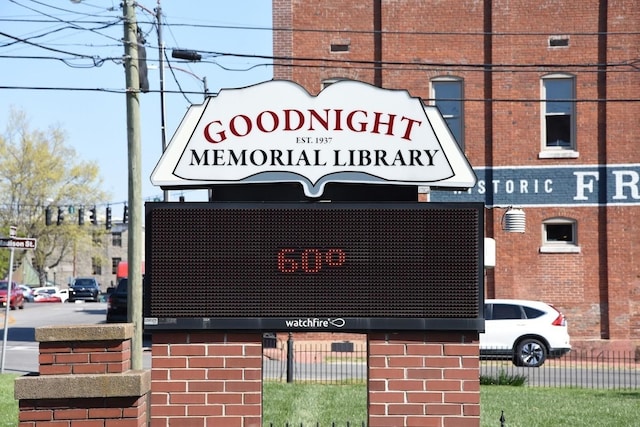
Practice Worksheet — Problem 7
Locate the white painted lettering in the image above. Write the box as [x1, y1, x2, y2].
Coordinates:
[505, 180, 514, 194]
[612, 170, 640, 200]
[477, 180, 485, 194]
[574, 171, 599, 200]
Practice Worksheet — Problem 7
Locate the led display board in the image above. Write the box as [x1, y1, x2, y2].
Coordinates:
[143, 202, 484, 332]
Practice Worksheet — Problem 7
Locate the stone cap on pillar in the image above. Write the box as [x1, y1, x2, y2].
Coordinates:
[34, 323, 134, 342]
[15, 370, 151, 399]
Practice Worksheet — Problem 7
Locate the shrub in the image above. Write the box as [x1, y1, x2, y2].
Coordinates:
[480, 370, 527, 386]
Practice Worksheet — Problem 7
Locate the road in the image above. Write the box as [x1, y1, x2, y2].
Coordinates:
[3, 303, 638, 389]
[0, 301, 151, 374]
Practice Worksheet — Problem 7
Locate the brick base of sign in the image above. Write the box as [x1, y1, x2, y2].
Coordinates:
[369, 332, 480, 427]
[14, 324, 151, 427]
[150, 331, 480, 427]
[150, 331, 263, 427]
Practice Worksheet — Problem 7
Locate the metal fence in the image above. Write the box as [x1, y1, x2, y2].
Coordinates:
[263, 341, 367, 384]
[481, 350, 640, 389]
[263, 342, 640, 389]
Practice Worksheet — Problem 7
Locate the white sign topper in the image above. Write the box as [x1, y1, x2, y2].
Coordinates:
[151, 80, 476, 197]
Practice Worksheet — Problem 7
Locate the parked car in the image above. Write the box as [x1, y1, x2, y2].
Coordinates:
[19, 284, 35, 302]
[0, 281, 25, 310]
[106, 278, 128, 323]
[33, 286, 69, 303]
[68, 277, 101, 302]
[480, 298, 571, 367]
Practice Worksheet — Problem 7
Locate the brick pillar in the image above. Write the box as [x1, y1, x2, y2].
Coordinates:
[14, 323, 151, 427]
[368, 332, 480, 427]
[150, 331, 262, 427]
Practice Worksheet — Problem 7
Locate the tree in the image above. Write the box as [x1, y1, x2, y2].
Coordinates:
[0, 108, 110, 285]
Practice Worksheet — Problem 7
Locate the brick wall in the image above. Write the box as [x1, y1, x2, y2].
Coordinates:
[147, 331, 479, 426]
[369, 332, 480, 427]
[14, 324, 150, 427]
[273, 0, 640, 344]
[150, 332, 262, 427]
[38, 337, 131, 375]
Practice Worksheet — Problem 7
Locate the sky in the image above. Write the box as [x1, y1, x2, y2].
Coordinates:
[1, 0, 273, 207]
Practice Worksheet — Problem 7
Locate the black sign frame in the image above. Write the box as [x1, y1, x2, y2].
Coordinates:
[143, 202, 485, 332]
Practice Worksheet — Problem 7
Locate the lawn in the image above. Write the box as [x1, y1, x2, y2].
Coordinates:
[264, 383, 640, 426]
[480, 387, 640, 427]
[0, 374, 19, 427]
[2, 375, 639, 426]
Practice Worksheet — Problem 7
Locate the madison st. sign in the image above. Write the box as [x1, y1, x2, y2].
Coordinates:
[151, 80, 477, 197]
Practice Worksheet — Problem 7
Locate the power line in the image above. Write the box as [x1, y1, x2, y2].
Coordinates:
[0, 31, 105, 65]
[3, 15, 640, 37]
[2, 4, 638, 78]
[5, 0, 123, 46]
[3, 49, 638, 74]
[1, 85, 638, 103]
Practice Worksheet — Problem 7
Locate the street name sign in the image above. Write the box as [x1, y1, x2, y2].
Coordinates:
[0, 238, 37, 249]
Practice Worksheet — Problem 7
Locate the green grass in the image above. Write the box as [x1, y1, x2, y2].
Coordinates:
[481, 387, 640, 427]
[0, 374, 19, 427]
[263, 382, 367, 427]
[264, 383, 640, 427]
[3, 374, 640, 427]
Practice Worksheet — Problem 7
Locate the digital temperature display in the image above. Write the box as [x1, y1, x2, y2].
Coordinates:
[144, 202, 484, 332]
[277, 248, 347, 273]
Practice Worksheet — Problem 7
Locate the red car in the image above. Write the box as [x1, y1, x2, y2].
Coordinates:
[0, 281, 25, 310]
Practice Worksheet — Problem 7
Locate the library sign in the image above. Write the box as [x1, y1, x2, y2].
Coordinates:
[146, 80, 483, 333]
[151, 80, 476, 197]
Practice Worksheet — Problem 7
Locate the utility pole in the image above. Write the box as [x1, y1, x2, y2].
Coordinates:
[156, 2, 169, 202]
[122, 0, 144, 371]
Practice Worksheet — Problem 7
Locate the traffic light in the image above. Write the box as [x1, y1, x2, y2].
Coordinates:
[56, 207, 64, 225]
[106, 206, 112, 230]
[78, 207, 85, 226]
[45, 207, 52, 226]
[123, 205, 129, 224]
[89, 206, 97, 225]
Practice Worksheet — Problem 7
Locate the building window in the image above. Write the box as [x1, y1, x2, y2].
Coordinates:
[549, 36, 569, 48]
[330, 42, 350, 53]
[540, 217, 580, 253]
[92, 257, 102, 275]
[112, 232, 122, 247]
[431, 78, 464, 149]
[112, 257, 122, 274]
[540, 74, 577, 157]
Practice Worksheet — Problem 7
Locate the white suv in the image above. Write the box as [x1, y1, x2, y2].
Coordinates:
[480, 299, 571, 367]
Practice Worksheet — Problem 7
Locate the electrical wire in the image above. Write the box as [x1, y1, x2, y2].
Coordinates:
[6, 0, 123, 47]
[2, 0, 639, 204]
[2, 4, 638, 77]
[3, 14, 639, 37]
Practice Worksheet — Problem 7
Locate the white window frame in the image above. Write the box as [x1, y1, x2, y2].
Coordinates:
[540, 217, 580, 253]
[430, 77, 464, 150]
[540, 74, 578, 158]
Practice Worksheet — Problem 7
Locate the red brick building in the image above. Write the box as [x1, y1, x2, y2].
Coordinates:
[273, 0, 640, 348]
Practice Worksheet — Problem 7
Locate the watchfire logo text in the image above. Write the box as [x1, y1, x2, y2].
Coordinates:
[284, 318, 346, 329]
